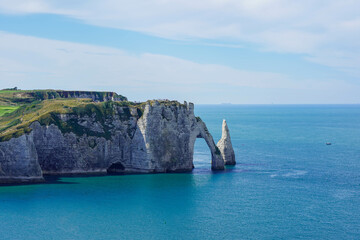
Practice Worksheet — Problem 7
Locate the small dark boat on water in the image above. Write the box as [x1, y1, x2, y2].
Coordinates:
[326, 142, 332, 145]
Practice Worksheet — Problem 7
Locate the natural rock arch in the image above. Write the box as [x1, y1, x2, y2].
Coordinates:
[190, 118, 224, 170]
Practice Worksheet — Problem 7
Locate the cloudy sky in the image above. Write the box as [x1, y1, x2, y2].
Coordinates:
[0, 0, 359, 103]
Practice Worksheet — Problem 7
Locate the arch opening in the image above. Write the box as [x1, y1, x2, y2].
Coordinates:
[193, 138, 212, 171]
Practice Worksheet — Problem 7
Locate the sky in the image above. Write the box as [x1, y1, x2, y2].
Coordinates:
[0, 0, 359, 104]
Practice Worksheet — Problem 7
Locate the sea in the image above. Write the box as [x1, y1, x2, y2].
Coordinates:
[0, 104, 359, 239]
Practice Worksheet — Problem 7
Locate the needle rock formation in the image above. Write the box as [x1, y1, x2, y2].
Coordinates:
[217, 119, 236, 165]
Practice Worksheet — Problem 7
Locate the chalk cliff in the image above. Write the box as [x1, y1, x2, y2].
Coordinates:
[14, 90, 127, 102]
[0, 99, 234, 184]
[0, 134, 43, 183]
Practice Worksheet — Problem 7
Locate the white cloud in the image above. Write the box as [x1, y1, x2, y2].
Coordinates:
[0, 0, 359, 74]
[0, 0, 75, 15]
[0, 31, 359, 103]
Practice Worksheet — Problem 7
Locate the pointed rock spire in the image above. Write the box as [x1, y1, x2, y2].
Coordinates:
[217, 119, 236, 165]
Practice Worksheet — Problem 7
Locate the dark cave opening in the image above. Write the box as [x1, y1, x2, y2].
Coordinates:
[107, 162, 125, 174]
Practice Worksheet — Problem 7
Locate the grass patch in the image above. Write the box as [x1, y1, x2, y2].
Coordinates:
[0, 106, 19, 117]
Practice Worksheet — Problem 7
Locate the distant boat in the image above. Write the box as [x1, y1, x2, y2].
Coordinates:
[326, 142, 332, 145]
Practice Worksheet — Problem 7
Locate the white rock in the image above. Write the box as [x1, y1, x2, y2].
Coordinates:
[217, 119, 236, 165]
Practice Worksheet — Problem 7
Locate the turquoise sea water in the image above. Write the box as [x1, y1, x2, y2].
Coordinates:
[1, 105, 360, 239]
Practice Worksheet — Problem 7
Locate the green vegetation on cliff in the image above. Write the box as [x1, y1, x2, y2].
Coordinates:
[0, 89, 127, 103]
[0, 89, 133, 141]
[0, 89, 187, 142]
[0, 99, 144, 142]
[0, 106, 19, 117]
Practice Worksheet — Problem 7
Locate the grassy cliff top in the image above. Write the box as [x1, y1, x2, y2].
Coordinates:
[0, 89, 188, 142]
[0, 89, 128, 141]
[0, 89, 127, 105]
[0, 98, 140, 141]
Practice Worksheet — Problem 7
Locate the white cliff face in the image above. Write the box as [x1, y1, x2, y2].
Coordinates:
[133, 101, 194, 172]
[0, 134, 43, 183]
[133, 101, 224, 171]
[0, 101, 232, 183]
[217, 119, 236, 165]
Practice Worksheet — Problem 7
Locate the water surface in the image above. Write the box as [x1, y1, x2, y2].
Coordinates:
[1, 105, 359, 239]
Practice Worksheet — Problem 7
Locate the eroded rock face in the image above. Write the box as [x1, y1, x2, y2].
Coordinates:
[0, 134, 43, 183]
[217, 119, 236, 165]
[0, 101, 231, 183]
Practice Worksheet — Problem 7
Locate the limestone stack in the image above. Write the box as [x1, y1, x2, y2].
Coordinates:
[217, 119, 236, 165]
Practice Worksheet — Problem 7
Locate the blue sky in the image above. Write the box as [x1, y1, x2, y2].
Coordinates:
[0, 1, 359, 104]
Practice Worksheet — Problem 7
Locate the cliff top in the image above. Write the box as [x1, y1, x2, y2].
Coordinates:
[0, 98, 139, 141]
[0, 89, 189, 142]
[0, 89, 126, 141]
[0, 89, 127, 105]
